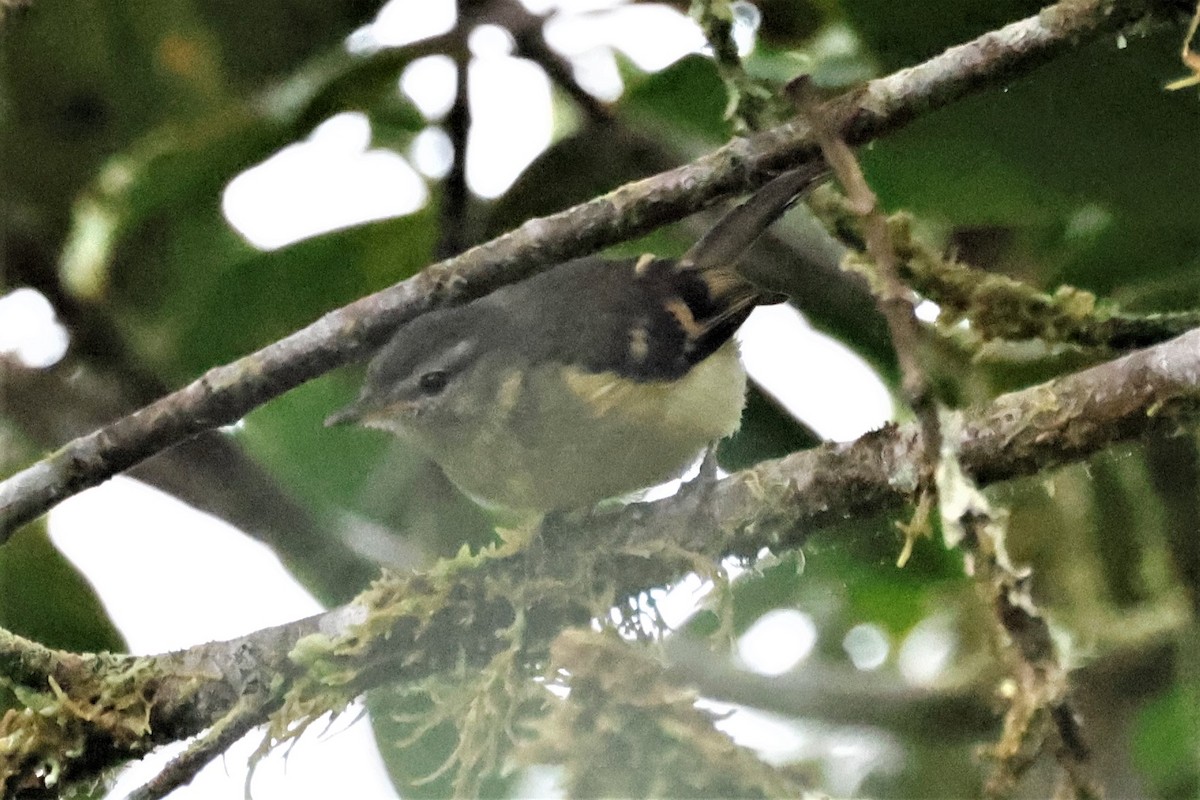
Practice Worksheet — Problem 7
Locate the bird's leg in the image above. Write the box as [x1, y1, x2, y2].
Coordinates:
[679, 442, 722, 504]
[697, 443, 720, 484]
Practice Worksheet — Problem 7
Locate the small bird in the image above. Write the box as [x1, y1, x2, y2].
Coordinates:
[326, 167, 822, 514]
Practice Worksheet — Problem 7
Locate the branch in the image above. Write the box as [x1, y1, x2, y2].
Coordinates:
[0, 357, 377, 604]
[0, 607, 362, 795]
[4, 321, 1199, 793]
[123, 692, 278, 800]
[663, 639, 997, 740]
[690, 0, 782, 131]
[807, 197, 1200, 353]
[791, 79, 943, 566]
[434, 47, 473, 260]
[504, 0, 615, 124]
[0, 0, 1152, 539]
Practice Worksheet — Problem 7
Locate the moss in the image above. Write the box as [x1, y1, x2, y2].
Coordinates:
[521, 629, 815, 798]
[260, 517, 748, 795]
[0, 654, 160, 795]
[809, 185, 1200, 355]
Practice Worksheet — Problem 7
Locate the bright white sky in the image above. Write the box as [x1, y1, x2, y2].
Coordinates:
[1, 0, 905, 796]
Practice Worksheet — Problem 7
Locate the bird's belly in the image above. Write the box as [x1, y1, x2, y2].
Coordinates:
[434, 342, 747, 512]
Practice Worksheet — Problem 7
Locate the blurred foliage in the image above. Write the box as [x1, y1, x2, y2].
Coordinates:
[0, 519, 124, 655]
[3, 0, 1200, 797]
[1133, 681, 1200, 798]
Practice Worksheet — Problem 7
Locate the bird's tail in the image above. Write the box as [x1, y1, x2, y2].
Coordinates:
[680, 165, 827, 276]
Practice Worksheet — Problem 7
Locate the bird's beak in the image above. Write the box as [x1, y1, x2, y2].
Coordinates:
[324, 400, 365, 428]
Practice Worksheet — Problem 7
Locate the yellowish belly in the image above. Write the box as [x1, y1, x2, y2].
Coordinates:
[428, 341, 747, 513]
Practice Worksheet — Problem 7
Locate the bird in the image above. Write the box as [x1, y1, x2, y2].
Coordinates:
[326, 167, 822, 514]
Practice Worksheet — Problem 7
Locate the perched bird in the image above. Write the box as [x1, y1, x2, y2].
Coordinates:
[326, 167, 822, 514]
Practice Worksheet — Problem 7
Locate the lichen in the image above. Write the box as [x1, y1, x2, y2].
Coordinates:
[262, 543, 529, 770]
[0, 654, 160, 795]
[804, 185, 1197, 356]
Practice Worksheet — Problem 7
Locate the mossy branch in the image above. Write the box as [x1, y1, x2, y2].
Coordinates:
[5, 319, 1200, 794]
[809, 188, 1200, 353]
[690, 0, 783, 131]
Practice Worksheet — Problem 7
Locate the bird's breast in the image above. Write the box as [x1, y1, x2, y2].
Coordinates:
[423, 341, 747, 513]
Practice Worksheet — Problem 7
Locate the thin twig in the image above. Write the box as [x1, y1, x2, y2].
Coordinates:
[690, 0, 780, 131]
[956, 505, 1099, 798]
[124, 693, 278, 800]
[1165, 0, 1200, 89]
[806, 196, 1200, 353]
[789, 76, 942, 566]
[435, 49, 473, 260]
[505, 0, 614, 124]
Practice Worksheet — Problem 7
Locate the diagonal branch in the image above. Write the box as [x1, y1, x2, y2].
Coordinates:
[0, 357, 377, 604]
[0, 0, 1153, 539]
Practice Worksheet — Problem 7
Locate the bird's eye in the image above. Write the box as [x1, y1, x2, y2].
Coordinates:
[418, 370, 450, 395]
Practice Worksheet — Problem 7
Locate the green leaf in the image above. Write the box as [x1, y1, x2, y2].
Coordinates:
[238, 373, 390, 510]
[177, 212, 437, 376]
[0, 521, 125, 654]
[621, 54, 732, 148]
[109, 207, 436, 382]
[1133, 684, 1200, 799]
[862, 28, 1200, 295]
